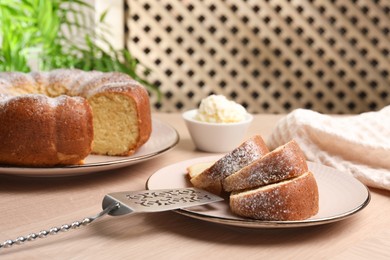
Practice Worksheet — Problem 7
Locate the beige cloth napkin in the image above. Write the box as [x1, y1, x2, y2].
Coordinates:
[267, 106, 390, 191]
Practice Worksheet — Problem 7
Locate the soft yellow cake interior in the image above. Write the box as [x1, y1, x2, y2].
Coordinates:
[88, 93, 139, 155]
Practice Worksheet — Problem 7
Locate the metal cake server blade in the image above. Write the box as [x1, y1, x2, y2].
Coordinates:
[102, 187, 223, 216]
[0, 188, 223, 249]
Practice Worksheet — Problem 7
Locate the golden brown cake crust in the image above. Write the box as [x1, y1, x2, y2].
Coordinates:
[0, 94, 93, 166]
[229, 171, 319, 221]
[223, 140, 308, 192]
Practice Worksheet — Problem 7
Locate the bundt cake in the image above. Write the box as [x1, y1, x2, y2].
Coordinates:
[0, 69, 152, 167]
[188, 137, 319, 221]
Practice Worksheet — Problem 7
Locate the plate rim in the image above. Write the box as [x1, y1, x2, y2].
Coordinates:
[146, 156, 371, 229]
[0, 117, 179, 176]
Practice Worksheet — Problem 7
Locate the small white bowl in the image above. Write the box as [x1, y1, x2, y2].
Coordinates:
[182, 109, 253, 153]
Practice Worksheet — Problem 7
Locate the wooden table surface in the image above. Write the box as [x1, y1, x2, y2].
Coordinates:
[1, 113, 389, 260]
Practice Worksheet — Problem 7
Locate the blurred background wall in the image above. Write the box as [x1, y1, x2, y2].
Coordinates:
[124, 0, 389, 114]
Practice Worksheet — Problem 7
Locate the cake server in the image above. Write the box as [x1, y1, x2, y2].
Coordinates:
[0, 187, 223, 249]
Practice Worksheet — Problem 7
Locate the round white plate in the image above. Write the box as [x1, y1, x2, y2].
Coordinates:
[146, 156, 370, 228]
[0, 118, 179, 177]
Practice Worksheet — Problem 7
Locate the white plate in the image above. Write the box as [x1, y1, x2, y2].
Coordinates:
[146, 156, 370, 228]
[0, 118, 179, 177]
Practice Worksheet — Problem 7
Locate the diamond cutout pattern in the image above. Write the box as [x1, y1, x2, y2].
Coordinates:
[126, 0, 390, 113]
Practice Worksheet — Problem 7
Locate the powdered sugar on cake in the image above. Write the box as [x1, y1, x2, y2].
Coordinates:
[208, 137, 268, 180]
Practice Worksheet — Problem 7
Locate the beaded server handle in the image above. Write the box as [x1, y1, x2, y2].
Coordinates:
[0, 188, 222, 250]
[0, 202, 120, 250]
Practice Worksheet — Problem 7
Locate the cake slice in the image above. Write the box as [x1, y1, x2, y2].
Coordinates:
[190, 135, 269, 194]
[230, 171, 319, 221]
[187, 137, 319, 221]
[223, 140, 308, 192]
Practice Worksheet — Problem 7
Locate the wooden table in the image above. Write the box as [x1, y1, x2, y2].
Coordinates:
[1, 113, 389, 259]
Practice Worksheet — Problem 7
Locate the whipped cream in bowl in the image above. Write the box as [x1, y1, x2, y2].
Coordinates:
[183, 95, 253, 153]
[195, 95, 247, 123]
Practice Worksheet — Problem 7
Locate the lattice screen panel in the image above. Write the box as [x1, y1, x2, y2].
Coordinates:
[125, 0, 390, 113]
